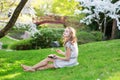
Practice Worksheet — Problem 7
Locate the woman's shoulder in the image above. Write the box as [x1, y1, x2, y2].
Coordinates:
[65, 41, 71, 45]
[65, 41, 70, 47]
[65, 41, 77, 47]
[66, 41, 77, 45]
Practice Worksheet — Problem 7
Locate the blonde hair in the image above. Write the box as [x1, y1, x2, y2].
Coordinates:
[63, 27, 77, 45]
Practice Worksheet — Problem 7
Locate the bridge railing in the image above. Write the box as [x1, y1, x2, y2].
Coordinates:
[32, 15, 66, 23]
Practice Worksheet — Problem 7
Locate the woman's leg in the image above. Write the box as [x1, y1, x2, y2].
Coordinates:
[21, 57, 54, 71]
[36, 64, 55, 71]
[32, 57, 54, 70]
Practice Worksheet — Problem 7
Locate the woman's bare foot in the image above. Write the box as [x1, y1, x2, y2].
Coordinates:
[21, 64, 29, 70]
[21, 64, 35, 72]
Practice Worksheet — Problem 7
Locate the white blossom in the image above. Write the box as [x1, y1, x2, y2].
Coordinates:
[76, 0, 120, 30]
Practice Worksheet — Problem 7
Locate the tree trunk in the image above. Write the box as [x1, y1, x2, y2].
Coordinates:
[103, 17, 107, 40]
[111, 19, 117, 39]
[99, 23, 102, 32]
[0, 0, 28, 38]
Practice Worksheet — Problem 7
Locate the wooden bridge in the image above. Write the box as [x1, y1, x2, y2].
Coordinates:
[32, 15, 67, 27]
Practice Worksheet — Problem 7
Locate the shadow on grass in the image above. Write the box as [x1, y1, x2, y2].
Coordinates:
[0, 58, 27, 80]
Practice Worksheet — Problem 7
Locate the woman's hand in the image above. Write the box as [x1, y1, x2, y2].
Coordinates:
[56, 49, 65, 55]
[55, 48, 71, 61]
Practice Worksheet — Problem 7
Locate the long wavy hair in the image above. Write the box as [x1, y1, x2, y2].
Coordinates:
[63, 27, 77, 45]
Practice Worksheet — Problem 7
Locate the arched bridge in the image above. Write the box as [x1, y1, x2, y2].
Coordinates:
[32, 15, 67, 27]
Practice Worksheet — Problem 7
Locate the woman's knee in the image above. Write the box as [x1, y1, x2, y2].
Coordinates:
[45, 57, 54, 62]
[47, 64, 55, 68]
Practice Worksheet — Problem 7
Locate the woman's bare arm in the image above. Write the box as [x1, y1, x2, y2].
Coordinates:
[56, 48, 71, 61]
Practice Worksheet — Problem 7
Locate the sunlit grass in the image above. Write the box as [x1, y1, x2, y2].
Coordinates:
[0, 73, 21, 80]
[0, 39, 120, 80]
[106, 72, 120, 80]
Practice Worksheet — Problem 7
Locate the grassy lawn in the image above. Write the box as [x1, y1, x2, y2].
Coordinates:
[0, 39, 120, 80]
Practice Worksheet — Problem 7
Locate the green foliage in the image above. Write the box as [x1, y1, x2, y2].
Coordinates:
[0, 39, 120, 80]
[112, 0, 119, 3]
[51, 0, 79, 16]
[32, 28, 64, 48]
[8, 28, 64, 50]
[91, 31, 103, 41]
[34, 8, 44, 16]
[7, 28, 103, 50]
[0, 36, 18, 49]
[0, 0, 19, 15]
[116, 29, 120, 39]
[8, 39, 33, 50]
[77, 31, 103, 44]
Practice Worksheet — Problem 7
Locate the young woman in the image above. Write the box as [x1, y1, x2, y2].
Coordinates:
[21, 27, 79, 72]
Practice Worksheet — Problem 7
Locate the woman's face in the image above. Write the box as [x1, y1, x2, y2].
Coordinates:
[63, 28, 70, 37]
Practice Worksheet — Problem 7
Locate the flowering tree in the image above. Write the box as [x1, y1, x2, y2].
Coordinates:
[0, 0, 39, 38]
[75, 0, 120, 39]
[0, 0, 28, 38]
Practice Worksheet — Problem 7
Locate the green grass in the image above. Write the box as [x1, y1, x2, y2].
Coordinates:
[0, 39, 120, 80]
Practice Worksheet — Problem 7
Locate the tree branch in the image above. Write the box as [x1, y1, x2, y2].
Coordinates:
[0, 0, 28, 38]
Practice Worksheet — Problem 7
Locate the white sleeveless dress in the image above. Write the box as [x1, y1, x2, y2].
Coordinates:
[54, 41, 79, 68]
